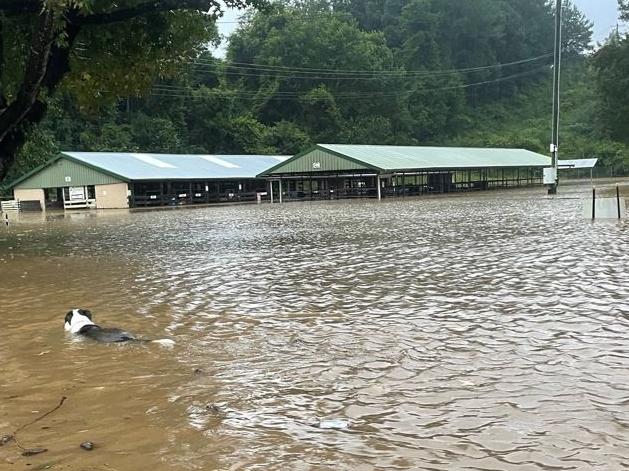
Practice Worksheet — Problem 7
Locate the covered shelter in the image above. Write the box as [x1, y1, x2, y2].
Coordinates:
[558, 158, 598, 183]
[259, 144, 551, 202]
[5, 152, 288, 210]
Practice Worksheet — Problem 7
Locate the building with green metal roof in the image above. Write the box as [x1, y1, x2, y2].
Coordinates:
[5, 152, 289, 210]
[3, 145, 553, 210]
[259, 144, 551, 201]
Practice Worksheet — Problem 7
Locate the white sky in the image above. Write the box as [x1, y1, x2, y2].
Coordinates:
[214, 1, 623, 58]
[573, 0, 622, 44]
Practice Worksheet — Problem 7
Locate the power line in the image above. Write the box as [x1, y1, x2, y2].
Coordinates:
[149, 65, 551, 102]
[185, 60, 552, 82]
[189, 53, 553, 78]
[73, 50, 553, 81]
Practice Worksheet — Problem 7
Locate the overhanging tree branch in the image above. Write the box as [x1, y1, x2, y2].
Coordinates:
[0, 0, 40, 16]
[0, 0, 264, 20]
[0, 5, 82, 182]
[0, 17, 6, 111]
[81, 0, 269, 25]
[0, 6, 55, 143]
[81, 0, 220, 25]
[0, 0, 267, 181]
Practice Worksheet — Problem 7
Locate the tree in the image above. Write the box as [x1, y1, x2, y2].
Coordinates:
[562, 0, 593, 57]
[592, 36, 629, 142]
[3, 0, 613, 184]
[227, 4, 399, 125]
[620, 0, 629, 21]
[0, 0, 267, 181]
[263, 120, 312, 154]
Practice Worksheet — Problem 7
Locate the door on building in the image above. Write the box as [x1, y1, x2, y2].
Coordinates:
[44, 188, 64, 209]
[428, 173, 453, 193]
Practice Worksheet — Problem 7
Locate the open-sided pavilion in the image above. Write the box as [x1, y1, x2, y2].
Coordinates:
[259, 144, 552, 202]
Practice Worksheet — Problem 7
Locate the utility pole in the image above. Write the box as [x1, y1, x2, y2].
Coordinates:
[548, 0, 562, 195]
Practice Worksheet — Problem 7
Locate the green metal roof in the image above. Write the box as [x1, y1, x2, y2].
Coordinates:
[6, 155, 126, 190]
[261, 144, 552, 175]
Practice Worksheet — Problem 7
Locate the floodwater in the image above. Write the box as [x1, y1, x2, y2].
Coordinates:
[1, 182, 628, 471]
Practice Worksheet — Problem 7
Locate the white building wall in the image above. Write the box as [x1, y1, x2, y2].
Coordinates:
[95, 183, 129, 209]
[13, 188, 45, 210]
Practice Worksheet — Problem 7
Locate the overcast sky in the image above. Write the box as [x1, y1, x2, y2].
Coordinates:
[573, 0, 621, 44]
[215, 0, 623, 57]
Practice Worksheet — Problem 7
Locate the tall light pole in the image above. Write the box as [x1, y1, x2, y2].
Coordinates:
[548, 0, 562, 195]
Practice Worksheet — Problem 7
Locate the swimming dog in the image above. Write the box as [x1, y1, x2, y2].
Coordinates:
[64, 309, 174, 346]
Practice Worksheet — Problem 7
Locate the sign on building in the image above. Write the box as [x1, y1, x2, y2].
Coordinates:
[69, 186, 86, 201]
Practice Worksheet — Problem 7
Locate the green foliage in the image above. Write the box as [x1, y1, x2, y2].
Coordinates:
[0, 3, 221, 108]
[299, 85, 343, 141]
[224, 115, 275, 154]
[3, 127, 59, 185]
[338, 116, 400, 145]
[5, 0, 629, 185]
[64, 12, 217, 111]
[562, 1, 594, 56]
[129, 113, 182, 152]
[79, 122, 134, 151]
[263, 120, 312, 153]
[454, 58, 629, 173]
[620, 0, 629, 21]
[227, 5, 399, 123]
[592, 36, 629, 143]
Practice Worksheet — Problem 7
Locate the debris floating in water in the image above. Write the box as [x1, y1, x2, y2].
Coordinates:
[80, 441, 95, 451]
[317, 419, 350, 430]
[205, 404, 221, 414]
[21, 447, 47, 456]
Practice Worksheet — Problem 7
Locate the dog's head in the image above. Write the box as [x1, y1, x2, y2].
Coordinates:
[64, 309, 95, 333]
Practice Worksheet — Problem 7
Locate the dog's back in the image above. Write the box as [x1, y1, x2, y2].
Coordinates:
[78, 324, 137, 343]
[64, 309, 175, 347]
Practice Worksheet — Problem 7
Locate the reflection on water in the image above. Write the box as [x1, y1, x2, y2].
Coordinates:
[1, 183, 629, 470]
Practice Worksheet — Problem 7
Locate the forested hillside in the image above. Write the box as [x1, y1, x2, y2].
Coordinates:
[3, 0, 629, 186]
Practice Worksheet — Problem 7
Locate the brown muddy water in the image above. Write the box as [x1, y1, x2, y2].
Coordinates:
[1, 183, 628, 471]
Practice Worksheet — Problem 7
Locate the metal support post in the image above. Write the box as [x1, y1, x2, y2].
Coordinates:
[548, 0, 562, 195]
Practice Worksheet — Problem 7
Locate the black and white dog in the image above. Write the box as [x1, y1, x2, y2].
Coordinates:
[64, 309, 174, 347]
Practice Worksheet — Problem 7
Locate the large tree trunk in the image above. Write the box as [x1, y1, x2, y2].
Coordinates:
[0, 7, 56, 182]
[0, 8, 81, 183]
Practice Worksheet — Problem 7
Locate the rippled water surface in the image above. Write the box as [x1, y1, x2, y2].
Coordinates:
[1, 184, 629, 470]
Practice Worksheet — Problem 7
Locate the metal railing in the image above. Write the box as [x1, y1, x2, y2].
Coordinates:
[131, 191, 264, 207]
[1, 200, 20, 213]
[283, 188, 379, 200]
